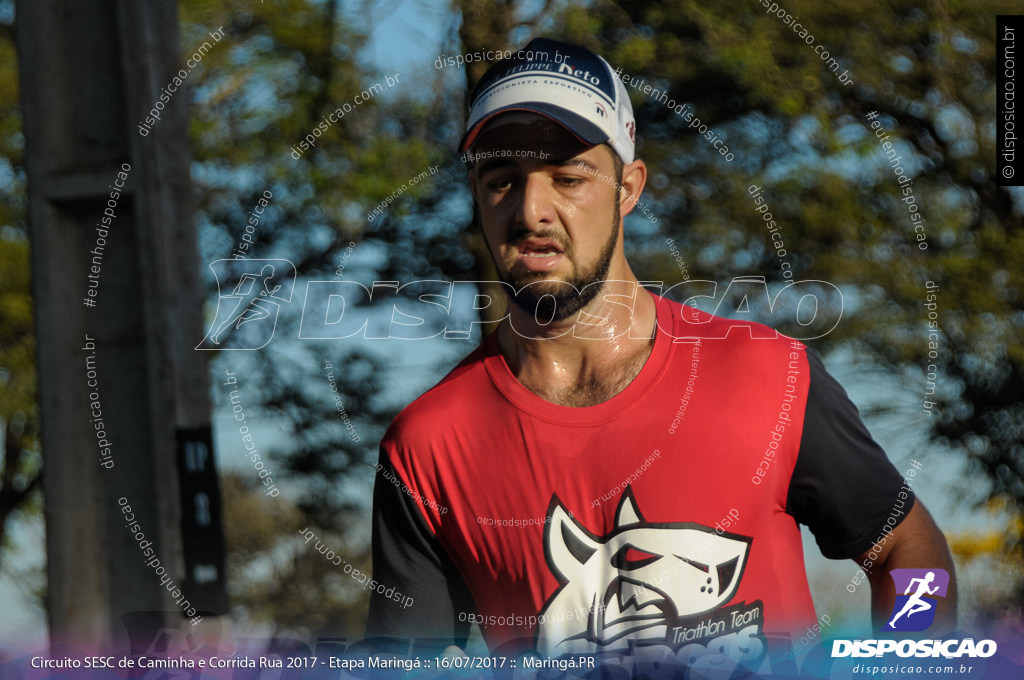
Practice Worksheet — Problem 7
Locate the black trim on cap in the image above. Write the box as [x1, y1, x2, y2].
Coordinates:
[458, 103, 607, 154]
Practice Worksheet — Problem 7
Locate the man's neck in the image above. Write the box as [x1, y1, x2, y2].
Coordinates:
[495, 281, 659, 407]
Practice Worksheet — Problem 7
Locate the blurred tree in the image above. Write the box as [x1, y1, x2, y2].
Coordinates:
[0, 0, 41, 580]
[220, 470, 375, 636]
[0, 239, 40, 576]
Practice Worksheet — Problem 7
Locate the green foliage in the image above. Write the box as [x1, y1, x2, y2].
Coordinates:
[220, 470, 370, 636]
[0, 3, 41, 574]
[0, 238, 32, 415]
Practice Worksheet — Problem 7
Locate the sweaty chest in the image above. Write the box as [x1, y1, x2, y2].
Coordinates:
[518, 352, 652, 407]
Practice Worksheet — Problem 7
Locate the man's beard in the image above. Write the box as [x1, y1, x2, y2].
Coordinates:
[496, 200, 620, 323]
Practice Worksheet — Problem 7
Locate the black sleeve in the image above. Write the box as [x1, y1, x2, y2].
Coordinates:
[365, 451, 474, 653]
[786, 351, 915, 559]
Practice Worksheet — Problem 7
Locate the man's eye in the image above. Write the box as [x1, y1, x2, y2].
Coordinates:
[486, 177, 514, 191]
[556, 177, 583, 187]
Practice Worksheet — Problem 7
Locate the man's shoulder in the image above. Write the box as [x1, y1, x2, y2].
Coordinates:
[382, 339, 496, 449]
[657, 294, 806, 354]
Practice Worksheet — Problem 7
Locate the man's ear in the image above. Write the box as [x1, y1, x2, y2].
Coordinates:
[468, 166, 478, 202]
[618, 159, 647, 218]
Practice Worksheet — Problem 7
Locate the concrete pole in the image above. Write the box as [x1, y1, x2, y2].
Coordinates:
[15, 0, 226, 648]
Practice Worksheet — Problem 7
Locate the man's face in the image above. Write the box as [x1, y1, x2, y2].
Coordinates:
[468, 114, 624, 322]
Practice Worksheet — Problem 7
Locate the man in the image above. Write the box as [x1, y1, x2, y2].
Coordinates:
[366, 38, 955, 669]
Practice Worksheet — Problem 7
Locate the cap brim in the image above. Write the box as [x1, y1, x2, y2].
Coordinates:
[458, 103, 608, 154]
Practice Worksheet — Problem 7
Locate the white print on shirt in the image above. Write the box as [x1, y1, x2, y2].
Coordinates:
[536, 487, 763, 664]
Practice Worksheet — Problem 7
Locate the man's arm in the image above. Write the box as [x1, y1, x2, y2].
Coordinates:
[786, 350, 957, 632]
[855, 498, 957, 634]
[365, 454, 474, 653]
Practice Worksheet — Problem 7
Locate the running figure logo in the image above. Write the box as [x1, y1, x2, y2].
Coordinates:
[196, 259, 296, 350]
[883, 568, 950, 632]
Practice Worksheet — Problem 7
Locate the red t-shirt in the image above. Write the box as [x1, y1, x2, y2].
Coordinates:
[367, 293, 910, 669]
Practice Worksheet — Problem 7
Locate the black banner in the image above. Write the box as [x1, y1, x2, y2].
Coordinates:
[175, 425, 229, 614]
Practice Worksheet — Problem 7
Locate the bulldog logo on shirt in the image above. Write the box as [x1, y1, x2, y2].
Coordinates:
[536, 488, 759, 658]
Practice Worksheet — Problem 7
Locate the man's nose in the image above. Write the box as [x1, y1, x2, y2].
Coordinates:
[515, 172, 559, 229]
